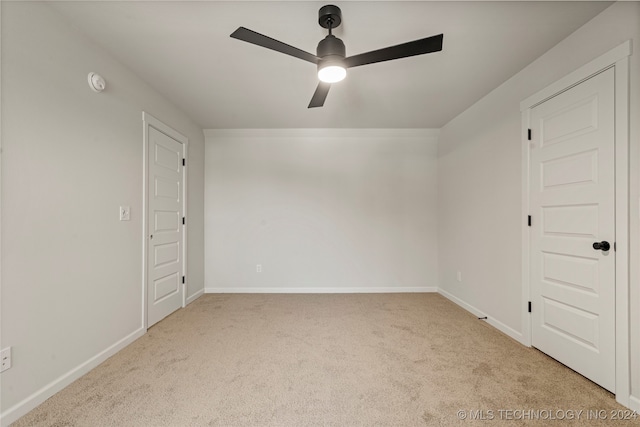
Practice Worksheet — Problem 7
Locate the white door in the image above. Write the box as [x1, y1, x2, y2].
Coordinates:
[529, 67, 615, 392]
[148, 126, 184, 327]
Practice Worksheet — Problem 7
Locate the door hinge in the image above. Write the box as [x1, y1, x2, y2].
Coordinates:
[528, 301, 532, 313]
[527, 129, 532, 141]
[182, 158, 186, 166]
[182, 276, 185, 284]
[528, 215, 531, 227]
[182, 217, 185, 225]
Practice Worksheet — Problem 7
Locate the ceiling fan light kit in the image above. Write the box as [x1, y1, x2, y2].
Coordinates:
[318, 65, 346, 83]
[230, 5, 443, 108]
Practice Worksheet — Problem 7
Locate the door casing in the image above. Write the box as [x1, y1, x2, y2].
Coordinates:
[521, 40, 630, 407]
[142, 112, 189, 330]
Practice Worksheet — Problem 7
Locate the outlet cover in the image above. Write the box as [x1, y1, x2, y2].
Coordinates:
[119, 206, 131, 221]
[1, 347, 12, 372]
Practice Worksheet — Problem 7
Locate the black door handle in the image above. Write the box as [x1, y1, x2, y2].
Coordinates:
[593, 241, 610, 251]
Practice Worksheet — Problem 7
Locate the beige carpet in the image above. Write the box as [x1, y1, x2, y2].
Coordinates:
[13, 293, 627, 426]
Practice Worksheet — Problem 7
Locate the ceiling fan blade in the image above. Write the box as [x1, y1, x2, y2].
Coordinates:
[344, 33, 443, 68]
[308, 82, 331, 108]
[231, 27, 319, 64]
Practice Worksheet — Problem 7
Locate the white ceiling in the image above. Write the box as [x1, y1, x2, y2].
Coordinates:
[49, 1, 612, 129]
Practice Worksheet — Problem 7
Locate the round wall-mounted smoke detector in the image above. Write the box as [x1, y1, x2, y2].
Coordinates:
[88, 72, 106, 93]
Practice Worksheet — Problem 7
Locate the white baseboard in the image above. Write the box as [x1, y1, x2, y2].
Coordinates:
[186, 288, 205, 305]
[629, 395, 640, 412]
[205, 286, 438, 294]
[0, 327, 146, 427]
[437, 288, 525, 345]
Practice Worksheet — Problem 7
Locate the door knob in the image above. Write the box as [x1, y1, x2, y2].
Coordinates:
[592, 241, 610, 251]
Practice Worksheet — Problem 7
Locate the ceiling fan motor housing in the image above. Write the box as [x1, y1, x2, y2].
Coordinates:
[317, 35, 345, 58]
[317, 35, 346, 71]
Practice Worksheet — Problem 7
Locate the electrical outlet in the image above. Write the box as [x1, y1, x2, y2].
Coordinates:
[119, 206, 131, 221]
[457, 271, 462, 282]
[1, 347, 12, 372]
[256, 264, 262, 273]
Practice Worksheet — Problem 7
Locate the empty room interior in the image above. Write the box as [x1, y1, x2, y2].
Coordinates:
[2, 0, 640, 425]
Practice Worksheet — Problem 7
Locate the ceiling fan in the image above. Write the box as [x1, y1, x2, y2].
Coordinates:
[230, 5, 444, 108]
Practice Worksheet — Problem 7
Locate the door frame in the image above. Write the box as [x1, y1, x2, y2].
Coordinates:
[520, 40, 630, 406]
[142, 112, 189, 330]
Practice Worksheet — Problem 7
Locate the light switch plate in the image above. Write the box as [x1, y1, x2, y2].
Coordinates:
[119, 206, 131, 221]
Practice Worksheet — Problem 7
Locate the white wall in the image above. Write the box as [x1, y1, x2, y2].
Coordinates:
[437, 1, 640, 406]
[205, 129, 438, 293]
[0, 2, 204, 423]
